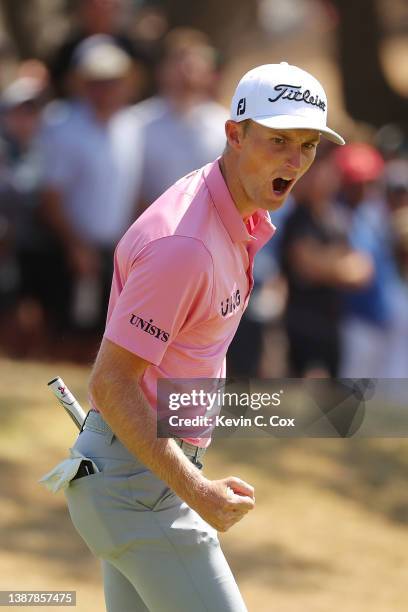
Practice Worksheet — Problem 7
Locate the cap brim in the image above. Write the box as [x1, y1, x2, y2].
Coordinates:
[252, 115, 345, 145]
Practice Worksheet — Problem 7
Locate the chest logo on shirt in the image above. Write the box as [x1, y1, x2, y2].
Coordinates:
[129, 314, 169, 343]
[221, 289, 241, 317]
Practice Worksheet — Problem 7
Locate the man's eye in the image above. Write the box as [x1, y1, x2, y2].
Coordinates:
[271, 137, 285, 144]
[303, 142, 317, 149]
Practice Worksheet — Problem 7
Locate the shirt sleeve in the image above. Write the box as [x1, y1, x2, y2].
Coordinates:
[104, 235, 214, 365]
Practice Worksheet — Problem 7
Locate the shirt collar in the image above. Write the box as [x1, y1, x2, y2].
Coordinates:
[203, 158, 276, 247]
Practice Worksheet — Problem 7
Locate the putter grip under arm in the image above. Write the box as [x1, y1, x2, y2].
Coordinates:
[48, 377, 87, 430]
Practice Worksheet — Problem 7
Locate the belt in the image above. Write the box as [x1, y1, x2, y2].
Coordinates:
[173, 437, 206, 462]
[83, 410, 206, 463]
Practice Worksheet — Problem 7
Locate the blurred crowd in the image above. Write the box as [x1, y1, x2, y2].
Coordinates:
[0, 0, 407, 378]
[228, 136, 408, 379]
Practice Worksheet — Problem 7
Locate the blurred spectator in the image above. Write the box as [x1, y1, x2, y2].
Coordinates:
[333, 143, 406, 377]
[16, 59, 50, 91]
[131, 4, 169, 51]
[385, 159, 408, 282]
[0, 71, 49, 356]
[134, 28, 228, 210]
[279, 148, 373, 377]
[0, 165, 19, 350]
[375, 123, 407, 161]
[48, 0, 151, 100]
[39, 37, 143, 358]
[381, 159, 408, 377]
[129, 3, 170, 96]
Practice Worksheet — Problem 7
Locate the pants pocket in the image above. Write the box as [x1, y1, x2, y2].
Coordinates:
[38, 450, 101, 493]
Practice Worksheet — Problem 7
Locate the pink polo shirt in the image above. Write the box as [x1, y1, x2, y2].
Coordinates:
[99, 158, 275, 447]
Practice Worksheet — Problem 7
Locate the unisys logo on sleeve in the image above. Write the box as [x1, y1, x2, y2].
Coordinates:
[129, 314, 170, 342]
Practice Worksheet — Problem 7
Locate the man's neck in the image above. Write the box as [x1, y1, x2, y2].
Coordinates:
[218, 153, 256, 221]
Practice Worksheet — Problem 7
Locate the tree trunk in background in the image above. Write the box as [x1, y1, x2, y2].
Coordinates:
[332, 0, 407, 130]
[1, 0, 37, 58]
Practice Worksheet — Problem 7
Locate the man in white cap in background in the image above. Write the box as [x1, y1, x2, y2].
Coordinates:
[39, 35, 143, 359]
[48, 0, 149, 100]
[59, 62, 344, 611]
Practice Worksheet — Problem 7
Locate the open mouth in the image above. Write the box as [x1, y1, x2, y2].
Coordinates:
[272, 177, 294, 196]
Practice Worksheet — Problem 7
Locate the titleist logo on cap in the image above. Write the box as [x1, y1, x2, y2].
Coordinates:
[268, 83, 326, 112]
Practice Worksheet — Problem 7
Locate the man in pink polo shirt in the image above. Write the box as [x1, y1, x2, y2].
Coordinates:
[64, 62, 344, 611]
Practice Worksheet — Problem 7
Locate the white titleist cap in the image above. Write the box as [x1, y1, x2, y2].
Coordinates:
[231, 62, 345, 145]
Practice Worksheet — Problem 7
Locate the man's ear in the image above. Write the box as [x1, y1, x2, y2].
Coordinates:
[225, 120, 247, 152]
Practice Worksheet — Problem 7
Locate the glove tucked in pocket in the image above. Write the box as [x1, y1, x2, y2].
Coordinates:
[38, 448, 100, 493]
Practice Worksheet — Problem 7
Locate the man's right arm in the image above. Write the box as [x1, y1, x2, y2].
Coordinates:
[89, 337, 255, 532]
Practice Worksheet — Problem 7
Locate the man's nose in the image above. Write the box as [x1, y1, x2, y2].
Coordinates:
[285, 146, 302, 171]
